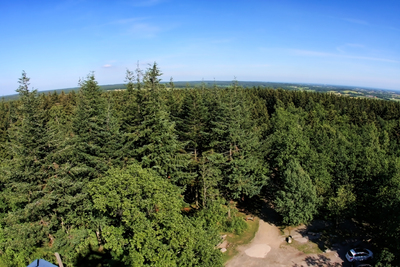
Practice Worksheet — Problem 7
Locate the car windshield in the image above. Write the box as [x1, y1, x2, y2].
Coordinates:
[347, 250, 354, 257]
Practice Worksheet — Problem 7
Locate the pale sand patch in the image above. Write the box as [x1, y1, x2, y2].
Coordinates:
[244, 244, 271, 258]
[218, 240, 228, 249]
[294, 237, 308, 243]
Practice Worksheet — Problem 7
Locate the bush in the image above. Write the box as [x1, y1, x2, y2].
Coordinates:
[225, 216, 248, 235]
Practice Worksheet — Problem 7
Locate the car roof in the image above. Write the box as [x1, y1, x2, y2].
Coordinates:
[353, 248, 369, 253]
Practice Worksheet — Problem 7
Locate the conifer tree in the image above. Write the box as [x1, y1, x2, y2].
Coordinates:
[134, 63, 191, 184]
[178, 89, 210, 157]
[143, 62, 162, 93]
[209, 87, 267, 200]
[198, 150, 224, 208]
[1, 71, 54, 265]
[0, 100, 11, 160]
[176, 89, 213, 205]
[71, 72, 118, 178]
[125, 68, 135, 95]
[45, 74, 121, 264]
[119, 68, 141, 163]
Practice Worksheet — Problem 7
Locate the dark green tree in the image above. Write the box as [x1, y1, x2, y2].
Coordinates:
[143, 62, 162, 93]
[198, 150, 224, 208]
[134, 64, 191, 185]
[71, 72, 119, 178]
[209, 87, 267, 200]
[0, 71, 54, 265]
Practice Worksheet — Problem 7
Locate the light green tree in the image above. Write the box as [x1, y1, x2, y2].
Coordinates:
[327, 184, 356, 226]
[275, 160, 317, 226]
[89, 163, 222, 266]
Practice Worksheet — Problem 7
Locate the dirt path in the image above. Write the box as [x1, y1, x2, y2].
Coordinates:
[225, 219, 344, 267]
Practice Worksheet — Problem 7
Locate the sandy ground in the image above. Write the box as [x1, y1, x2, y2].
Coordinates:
[225, 219, 344, 267]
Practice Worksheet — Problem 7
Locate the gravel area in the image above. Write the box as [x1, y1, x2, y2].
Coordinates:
[225, 219, 344, 267]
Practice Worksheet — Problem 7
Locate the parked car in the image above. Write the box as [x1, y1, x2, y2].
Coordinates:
[346, 248, 373, 262]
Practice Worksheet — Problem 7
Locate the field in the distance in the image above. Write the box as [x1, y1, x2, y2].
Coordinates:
[2, 81, 399, 102]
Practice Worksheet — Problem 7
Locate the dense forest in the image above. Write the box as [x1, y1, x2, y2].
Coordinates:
[4, 80, 400, 103]
[1, 64, 400, 266]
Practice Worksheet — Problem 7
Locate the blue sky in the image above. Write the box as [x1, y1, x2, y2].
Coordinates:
[1, 0, 399, 96]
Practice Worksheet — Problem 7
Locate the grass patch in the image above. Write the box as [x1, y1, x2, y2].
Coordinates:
[343, 90, 362, 94]
[281, 239, 323, 254]
[221, 213, 260, 263]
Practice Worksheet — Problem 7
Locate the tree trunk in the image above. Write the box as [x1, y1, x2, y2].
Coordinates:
[195, 187, 198, 208]
[203, 176, 206, 208]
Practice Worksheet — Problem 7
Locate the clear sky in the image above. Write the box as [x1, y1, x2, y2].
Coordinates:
[1, 0, 399, 96]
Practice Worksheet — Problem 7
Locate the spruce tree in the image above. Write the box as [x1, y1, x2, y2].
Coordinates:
[71, 73, 119, 178]
[134, 63, 191, 184]
[1, 71, 54, 265]
[198, 150, 224, 208]
[209, 87, 267, 200]
[176, 88, 213, 205]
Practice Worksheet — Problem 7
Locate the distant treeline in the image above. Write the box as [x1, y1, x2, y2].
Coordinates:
[3, 79, 397, 102]
[0, 64, 399, 266]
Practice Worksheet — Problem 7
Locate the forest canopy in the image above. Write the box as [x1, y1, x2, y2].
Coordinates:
[0, 65, 400, 266]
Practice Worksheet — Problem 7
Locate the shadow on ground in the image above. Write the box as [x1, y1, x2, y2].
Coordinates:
[293, 220, 374, 267]
[292, 254, 342, 267]
[237, 197, 374, 267]
[237, 196, 282, 226]
[236, 195, 264, 217]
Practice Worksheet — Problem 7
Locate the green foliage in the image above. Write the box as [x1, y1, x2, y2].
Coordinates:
[267, 101, 310, 170]
[143, 62, 163, 93]
[209, 88, 268, 200]
[72, 73, 114, 177]
[327, 184, 356, 224]
[195, 199, 247, 236]
[374, 248, 395, 267]
[195, 198, 230, 231]
[225, 216, 248, 235]
[89, 164, 222, 266]
[198, 150, 224, 208]
[125, 69, 135, 94]
[0, 72, 56, 266]
[131, 65, 192, 185]
[3, 66, 400, 265]
[275, 160, 317, 226]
